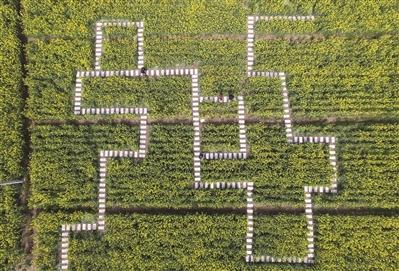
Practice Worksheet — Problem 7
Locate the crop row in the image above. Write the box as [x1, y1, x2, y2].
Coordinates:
[253, 34, 399, 118]
[0, 1, 24, 181]
[32, 211, 399, 270]
[29, 122, 399, 210]
[29, 124, 140, 209]
[0, 186, 23, 269]
[101, 26, 138, 70]
[81, 76, 193, 118]
[21, 0, 399, 37]
[0, 2, 24, 270]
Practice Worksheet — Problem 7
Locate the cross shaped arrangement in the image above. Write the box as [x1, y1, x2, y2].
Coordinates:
[59, 16, 338, 270]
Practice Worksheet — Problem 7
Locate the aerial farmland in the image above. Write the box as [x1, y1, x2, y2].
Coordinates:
[0, 1, 398, 270]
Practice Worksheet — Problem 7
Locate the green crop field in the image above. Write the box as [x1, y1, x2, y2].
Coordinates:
[0, 0, 398, 270]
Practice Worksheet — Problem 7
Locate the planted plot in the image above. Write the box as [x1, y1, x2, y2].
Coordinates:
[29, 124, 140, 209]
[200, 97, 239, 119]
[0, 3, 24, 182]
[243, 77, 284, 119]
[30, 122, 399, 210]
[29, 123, 333, 209]
[201, 124, 333, 207]
[251, 16, 399, 119]
[21, 0, 399, 38]
[0, 2, 24, 269]
[21, 0, 248, 38]
[25, 38, 93, 120]
[26, 35, 399, 122]
[32, 212, 399, 270]
[253, 215, 308, 260]
[253, 35, 399, 119]
[101, 25, 138, 70]
[82, 76, 192, 118]
[201, 124, 240, 153]
[25, 17, 399, 122]
[297, 123, 399, 209]
[251, 0, 399, 34]
[0, 186, 23, 269]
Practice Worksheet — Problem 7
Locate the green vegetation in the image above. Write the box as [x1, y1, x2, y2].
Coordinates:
[32, 212, 398, 271]
[0, 0, 398, 269]
[30, 123, 399, 210]
[23, 0, 399, 121]
[82, 77, 192, 118]
[0, 1, 24, 270]
[0, 186, 23, 269]
[29, 124, 140, 209]
[101, 26, 138, 70]
[254, 35, 399, 119]
[0, 1, 24, 181]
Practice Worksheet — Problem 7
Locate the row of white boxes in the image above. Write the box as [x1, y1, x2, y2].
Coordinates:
[194, 181, 251, 189]
[78, 107, 147, 115]
[202, 152, 247, 159]
[76, 68, 198, 77]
